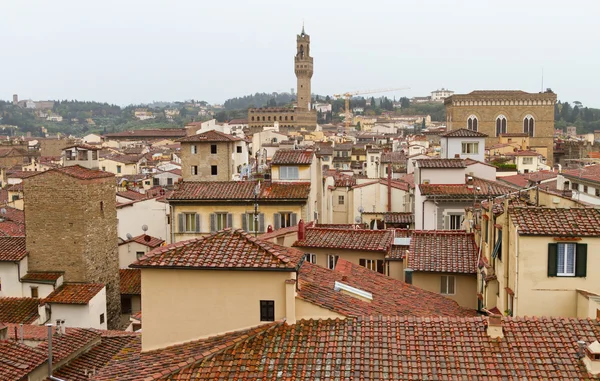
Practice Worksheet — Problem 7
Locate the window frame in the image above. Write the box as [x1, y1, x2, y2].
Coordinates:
[440, 275, 456, 295]
[327, 254, 339, 270]
[31, 286, 39, 298]
[214, 212, 228, 231]
[304, 253, 317, 264]
[467, 115, 478, 131]
[191, 165, 198, 176]
[522, 157, 533, 165]
[259, 300, 275, 322]
[279, 166, 300, 180]
[557, 243, 576, 277]
[191, 145, 198, 154]
[523, 115, 535, 137]
[100, 313, 105, 325]
[495, 115, 507, 137]
[183, 212, 198, 233]
[338, 195, 345, 205]
[136, 251, 145, 260]
[211, 165, 218, 176]
[210, 144, 217, 154]
[461, 142, 479, 154]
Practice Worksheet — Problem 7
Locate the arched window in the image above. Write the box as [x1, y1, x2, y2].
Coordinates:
[285, 116, 288, 121]
[262, 116, 265, 121]
[268, 116, 271, 121]
[467, 115, 478, 131]
[523, 115, 534, 137]
[495, 115, 507, 136]
[291, 116, 294, 121]
[251, 116, 255, 121]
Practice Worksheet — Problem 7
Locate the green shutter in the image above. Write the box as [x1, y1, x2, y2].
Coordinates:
[547, 243, 558, 277]
[576, 243, 587, 277]
[242, 214, 248, 231]
[178, 214, 184, 233]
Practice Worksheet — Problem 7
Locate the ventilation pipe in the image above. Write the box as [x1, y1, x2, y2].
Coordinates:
[46, 324, 66, 381]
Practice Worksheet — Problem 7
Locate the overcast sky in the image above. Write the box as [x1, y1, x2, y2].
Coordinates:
[1, 0, 597, 107]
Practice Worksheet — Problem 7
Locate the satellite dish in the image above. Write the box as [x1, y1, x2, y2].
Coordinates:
[126, 233, 133, 240]
[142, 225, 148, 232]
[0, 208, 6, 215]
[358, 206, 364, 214]
[355, 216, 361, 223]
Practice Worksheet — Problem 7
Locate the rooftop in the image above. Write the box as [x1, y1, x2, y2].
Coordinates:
[133, 229, 305, 271]
[120, 269, 141, 295]
[0, 297, 40, 324]
[510, 207, 600, 236]
[0, 340, 47, 381]
[441, 128, 488, 138]
[293, 227, 393, 252]
[177, 130, 242, 143]
[21, 271, 63, 283]
[168, 181, 311, 201]
[25, 165, 115, 181]
[43, 283, 105, 305]
[0, 236, 27, 261]
[499, 170, 557, 188]
[419, 176, 515, 197]
[271, 149, 314, 165]
[415, 158, 466, 169]
[120, 234, 165, 248]
[562, 164, 600, 185]
[408, 231, 479, 273]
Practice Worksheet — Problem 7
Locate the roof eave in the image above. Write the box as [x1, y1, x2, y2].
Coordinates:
[130, 265, 298, 272]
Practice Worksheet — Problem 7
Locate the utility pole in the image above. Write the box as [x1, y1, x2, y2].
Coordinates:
[253, 182, 260, 237]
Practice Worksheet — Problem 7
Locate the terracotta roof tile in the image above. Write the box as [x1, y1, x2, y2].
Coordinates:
[63, 143, 102, 151]
[168, 181, 310, 201]
[293, 227, 394, 252]
[117, 189, 147, 201]
[133, 229, 305, 270]
[415, 158, 467, 168]
[0, 340, 47, 380]
[0, 236, 27, 261]
[21, 271, 63, 283]
[177, 130, 241, 143]
[298, 260, 475, 317]
[120, 269, 141, 295]
[504, 149, 542, 156]
[362, 212, 414, 224]
[419, 176, 515, 197]
[0, 297, 40, 324]
[103, 129, 187, 139]
[271, 149, 314, 165]
[510, 207, 600, 236]
[499, 170, 557, 188]
[408, 230, 479, 273]
[37, 328, 101, 364]
[120, 234, 165, 248]
[441, 128, 488, 137]
[0, 221, 26, 237]
[562, 163, 600, 185]
[43, 283, 104, 305]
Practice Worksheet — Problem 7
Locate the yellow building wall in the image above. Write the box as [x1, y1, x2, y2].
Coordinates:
[99, 158, 138, 176]
[270, 164, 312, 182]
[295, 247, 387, 270]
[141, 268, 294, 351]
[411, 272, 478, 309]
[295, 298, 345, 320]
[388, 261, 405, 281]
[171, 203, 307, 242]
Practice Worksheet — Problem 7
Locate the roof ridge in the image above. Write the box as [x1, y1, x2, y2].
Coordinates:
[236, 229, 292, 264]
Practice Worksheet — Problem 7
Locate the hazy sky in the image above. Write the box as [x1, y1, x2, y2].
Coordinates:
[1, 0, 598, 107]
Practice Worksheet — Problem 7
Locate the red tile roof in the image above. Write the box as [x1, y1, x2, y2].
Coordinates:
[168, 181, 311, 201]
[0, 220, 26, 237]
[43, 283, 104, 305]
[120, 234, 165, 248]
[293, 227, 394, 252]
[104, 154, 143, 164]
[21, 271, 63, 283]
[0, 297, 40, 324]
[499, 170, 557, 188]
[362, 212, 414, 224]
[120, 269, 141, 295]
[7, 170, 39, 179]
[271, 149, 314, 165]
[419, 176, 515, 197]
[26, 165, 115, 180]
[510, 207, 600, 236]
[441, 128, 488, 138]
[408, 231, 479, 273]
[562, 163, 600, 185]
[0, 236, 27, 261]
[298, 260, 475, 317]
[95, 322, 279, 381]
[133, 229, 305, 270]
[117, 189, 146, 201]
[37, 328, 101, 365]
[504, 150, 542, 157]
[177, 130, 241, 143]
[0, 340, 47, 380]
[415, 158, 466, 168]
[103, 128, 187, 139]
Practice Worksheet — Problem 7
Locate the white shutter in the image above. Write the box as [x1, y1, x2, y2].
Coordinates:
[194, 214, 201, 233]
[210, 214, 216, 233]
[291, 213, 298, 226]
[273, 213, 281, 230]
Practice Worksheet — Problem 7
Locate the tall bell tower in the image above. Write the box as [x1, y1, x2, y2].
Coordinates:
[295, 25, 313, 111]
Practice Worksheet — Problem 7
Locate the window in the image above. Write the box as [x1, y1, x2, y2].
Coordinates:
[522, 157, 533, 165]
[338, 195, 345, 205]
[191, 145, 198, 154]
[100, 313, 105, 325]
[359, 259, 385, 274]
[548, 243, 587, 277]
[327, 254, 339, 270]
[492, 229, 502, 261]
[572, 182, 579, 191]
[440, 275, 455, 295]
[467, 115, 478, 131]
[178, 213, 200, 233]
[596, 188, 600, 197]
[210, 144, 217, 154]
[236, 146, 242, 153]
[243, 212, 264, 233]
[304, 253, 316, 264]
[11, 195, 19, 202]
[260, 300, 275, 321]
[136, 251, 144, 260]
[584, 185, 589, 193]
[523, 115, 535, 137]
[31, 287, 38, 298]
[153, 178, 160, 186]
[461, 142, 479, 154]
[495, 115, 507, 136]
[447, 214, 462, 230]
[210, 212, 231, 232]
[211, 165, 218, 176]
[102, 166, 106, 171]
[274, 212, 297, 229]
[191, 166, 198, 175]
[117, 165, 122, 174]
[77, 150, 88, 161]
[279, 166, 299, 180]
[167, 177, 173, 186]
[121, 296, 132, 314]
[92, 151, 98, 160]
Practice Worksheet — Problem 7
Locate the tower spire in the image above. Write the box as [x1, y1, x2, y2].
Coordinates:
[302, 21, 305, 35]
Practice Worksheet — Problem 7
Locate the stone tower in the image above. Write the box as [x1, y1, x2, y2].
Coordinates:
[24, 166, 121, 328]
[295, 25, 313, 111]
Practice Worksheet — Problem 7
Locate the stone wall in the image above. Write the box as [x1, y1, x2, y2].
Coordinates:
[24, 172, 121, 328]
[179, 141, 233, 181]
[39, 138, 75, 157]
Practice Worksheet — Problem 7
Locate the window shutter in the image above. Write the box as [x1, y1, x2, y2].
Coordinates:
[359, 258, 366, 267]
[576, 243, 587, 277]
[547, 243, 558, 277]
[178, 214, 184, 233]
[210, 213, 216, 233]
[444, 215, 450, 229]
[242, 213, 248, 231]
[273, 213, 281, 230]
[259, 213, 265, 232]
[227, 213, 233, 229]
[195, 214, 201, 233]
[291, 213, 298, 227]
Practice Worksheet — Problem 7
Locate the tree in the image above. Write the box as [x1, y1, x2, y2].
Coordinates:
[356, 121, 361, 131]
[421, 118, 426, 131]
[560, 102, 571, 121]
[400, 97, 410, 109]
[180, 107, 188, 118]
[570, 106, 580, 123]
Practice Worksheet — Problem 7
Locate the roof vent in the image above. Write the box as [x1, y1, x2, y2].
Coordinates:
[582, 340, 600, 375]
[334, 281, 372, 302]
[487, 315, 503, 339]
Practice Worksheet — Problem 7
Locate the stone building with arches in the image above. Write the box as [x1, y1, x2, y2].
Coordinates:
[247, 27, 317, 135]
[444, 90, 557, 165]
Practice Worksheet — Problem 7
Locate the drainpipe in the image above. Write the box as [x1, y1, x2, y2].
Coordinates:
[46, 324, 66, 381]
[387, 163, 392, 212]
[169, 203, 175, 244]
[514, 224, 519, 317]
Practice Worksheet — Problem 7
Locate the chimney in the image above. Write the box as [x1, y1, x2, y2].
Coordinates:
[582, 340, 600, 376]
[454, 153, 460, 158]
[297, 219, 305, 241]
[267, 225, 273, 233]
[285, 278, 296, 325]
[404, 268, 413, 284]
[487, 315, 504, 339]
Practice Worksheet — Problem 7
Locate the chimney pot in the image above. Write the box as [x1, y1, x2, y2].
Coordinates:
[454, 154, 460, 158]
[267, 225, 273, 233]
[297, 219, 305, 241]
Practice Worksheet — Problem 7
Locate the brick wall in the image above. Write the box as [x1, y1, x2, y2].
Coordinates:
[24, 172, 121, 328]
[180, 141, 233, 181]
